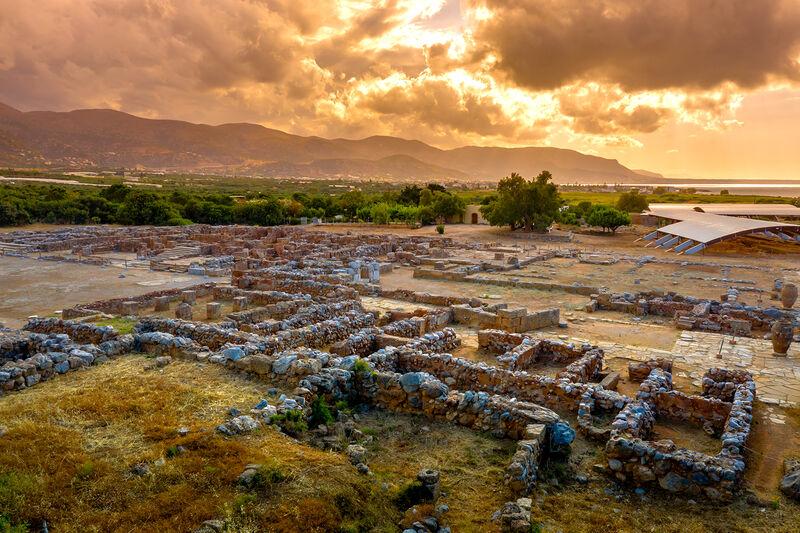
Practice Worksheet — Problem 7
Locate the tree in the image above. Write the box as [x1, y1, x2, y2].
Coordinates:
[337, 191, 366, 219]
[431, 192, 466, 222]
[397, 185, 422, 206]
[480, 171, 561, 231]
[369, 202, 391, 224]
[233, 198, 285, 226]
[419, 188, 434, 206]
[0, 200, 30, 226]
[586, 205, 630, 234]
[117, 190, 184, 225]
[102, 183, 132, 203]
[616, 190, 648, 212]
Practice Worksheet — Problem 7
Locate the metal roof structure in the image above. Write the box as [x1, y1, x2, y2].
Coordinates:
[637, 207, 800, 255]
[648, 203, 800, 220]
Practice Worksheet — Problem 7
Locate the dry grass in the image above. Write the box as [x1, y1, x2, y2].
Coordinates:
[358, 410, 517, 531]
[532, 485, 800, 533]
[91, 316, 137, 335]
[0, 356, 398, 532]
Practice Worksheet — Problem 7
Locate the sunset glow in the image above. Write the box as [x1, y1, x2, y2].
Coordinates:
[1, 0, 799, 179]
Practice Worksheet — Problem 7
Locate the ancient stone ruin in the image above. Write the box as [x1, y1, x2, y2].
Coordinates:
[0, 224, 780, 530]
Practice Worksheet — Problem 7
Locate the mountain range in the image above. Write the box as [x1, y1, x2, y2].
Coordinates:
[0, 102, 661, 183]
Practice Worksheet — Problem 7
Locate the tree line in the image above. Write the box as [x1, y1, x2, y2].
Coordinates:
[0, 182, 467, 227]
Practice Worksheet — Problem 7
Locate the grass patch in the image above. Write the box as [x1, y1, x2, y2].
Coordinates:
[92, 316, 137, 335]
[270, 409, 308, 436]
[0, 355, 398, 532]
[359, 410, 516, 530]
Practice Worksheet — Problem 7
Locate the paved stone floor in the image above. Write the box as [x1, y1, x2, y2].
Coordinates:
[538, 317, 800, 408]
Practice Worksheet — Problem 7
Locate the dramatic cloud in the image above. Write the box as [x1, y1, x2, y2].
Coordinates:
[470, 0, 800, 90]
[0, 0, 798, 178]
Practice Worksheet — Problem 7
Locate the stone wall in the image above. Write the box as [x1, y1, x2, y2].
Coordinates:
[605, 368, 755, 500]
[1, 333, 133, 394]
[24, 318, 119, 345]
[62, 283, 217, 318]
[452, 305, 560, 332]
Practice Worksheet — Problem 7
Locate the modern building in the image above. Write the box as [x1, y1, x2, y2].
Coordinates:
[638, 204, 800, 254]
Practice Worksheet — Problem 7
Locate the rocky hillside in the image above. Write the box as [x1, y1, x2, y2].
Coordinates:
[0, 102, 660, 183]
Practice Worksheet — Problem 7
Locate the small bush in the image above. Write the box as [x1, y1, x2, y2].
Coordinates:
[310, 396, 334, 428]
[232, 492, 257, 512]
[0, 515, 28, 533]
[165, 445, 182, 458]
[249, 465, 289, 492]
[353, 358, 371, 375]
[335, 399, 353, 416]
[270, 409, 308, 436]
[74, 461, 94, 481]
[435, 224, 445, 235]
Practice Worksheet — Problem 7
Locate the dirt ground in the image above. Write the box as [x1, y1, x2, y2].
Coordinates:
[0, 256, 211, 328]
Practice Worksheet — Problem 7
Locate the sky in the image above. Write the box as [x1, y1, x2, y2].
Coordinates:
[0, 0, 799, 180]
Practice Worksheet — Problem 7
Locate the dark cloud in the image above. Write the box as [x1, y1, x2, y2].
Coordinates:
[557, 86, 672, 134]
[472, 0, 800, 90]
[360, 76, 522, 137]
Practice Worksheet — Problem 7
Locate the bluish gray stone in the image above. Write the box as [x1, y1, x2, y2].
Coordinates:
[272, 355, 297, 375]
[399, 372, 426, 393]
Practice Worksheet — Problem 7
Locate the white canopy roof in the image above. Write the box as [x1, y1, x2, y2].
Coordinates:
[655, 212, 799, 244]
[648, 203, 800, 220]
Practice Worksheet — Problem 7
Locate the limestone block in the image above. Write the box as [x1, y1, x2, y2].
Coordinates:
[181, 290, 197, 304]
[232, 296, 248, 312]
[154, 296, 170, 312]
[206, 302, 222, 320]
[175, 302, 193, 320]
[120, 301, 139, 316]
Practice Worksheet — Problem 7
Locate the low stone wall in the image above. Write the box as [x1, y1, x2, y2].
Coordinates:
[24, 318, 119, 345]
[452, 306, 560, 332]
[363, 369, 565, 440]
[212, 286, 314, 307]
[590, 290, 796, 336]
[137, 312, 377, 355]
[1, 333, 133, 394]
[62, 283, 217, 318]
[239, 301, 364, 334]
[605, 368, 755, 500]
[506, 424, 547, 495]
[242, 275, 359, 301]
[136, 318, 264, 351]
[227, 300, 312, 324]
[372, 349, 595, 414]
[628, 359, 673, 382]
[378, 288, 476, 307]
[702, 368, 756, 402]
[0, 332, 36, 362]
[331, 325, 460, 357]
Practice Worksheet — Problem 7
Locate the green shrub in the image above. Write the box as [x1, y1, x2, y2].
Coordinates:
[310, 396, 334, 428]
[270, 409, 308, 436]
[435, 224, 445, 235]
[248, 465, 289, 492]
[0, 515, 28, 533]
[353, 358, 371, 374]
[75, 461, 95, 481]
